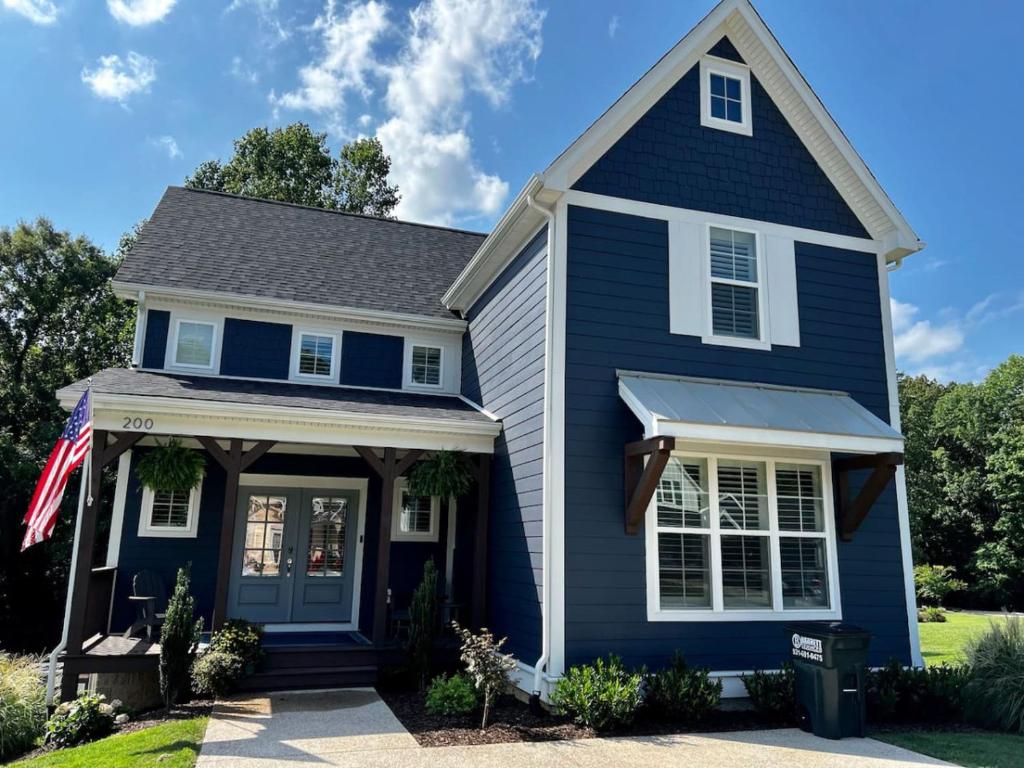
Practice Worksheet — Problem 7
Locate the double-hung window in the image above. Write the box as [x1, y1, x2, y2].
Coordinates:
[295, 331, 337, 380]
[708, 227, 761, 342]
[650, 452, 838, 620]
[172, 320, 216, 369]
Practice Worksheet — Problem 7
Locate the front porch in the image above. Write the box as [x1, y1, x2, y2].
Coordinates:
[56, 369, 501, 702]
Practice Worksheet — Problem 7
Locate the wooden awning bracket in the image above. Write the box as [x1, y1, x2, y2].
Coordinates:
[624, 436, 676, 535]
[833, 451, 904, 541]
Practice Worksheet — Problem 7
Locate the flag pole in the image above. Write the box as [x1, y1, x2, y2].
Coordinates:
[46, 380, 92, 707]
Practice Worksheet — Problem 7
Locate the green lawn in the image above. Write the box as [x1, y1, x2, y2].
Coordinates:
[919, 612, 1008, 666]
[875, 730, 1024, 768]
[10, 717, 207, 768]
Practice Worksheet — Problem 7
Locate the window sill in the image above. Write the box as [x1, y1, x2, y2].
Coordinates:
[700, 333, 772, 351]
[647, 607, 841, 622]
[700, 115, 753, 137]
[392, 531, 439, 543]
[137, 526, 198, 539]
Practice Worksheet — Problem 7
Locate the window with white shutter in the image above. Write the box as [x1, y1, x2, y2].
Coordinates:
[138, 481, 202, 538]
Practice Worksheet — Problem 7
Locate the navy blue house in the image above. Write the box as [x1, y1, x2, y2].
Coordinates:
[55, 0, 923, 702]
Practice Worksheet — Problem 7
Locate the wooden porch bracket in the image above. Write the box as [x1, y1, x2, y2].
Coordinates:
[197, 437, 277, 631]
[833, 452, 904, 541]
[354, 447, 424, 641]
[623, 437, 676, 535]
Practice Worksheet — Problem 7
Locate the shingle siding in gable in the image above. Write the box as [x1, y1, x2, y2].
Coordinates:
[462, 227, 547, 663]
[219, 318, 292, 379]
[340, 331, 404, 389]
[142, 309, 169, 369]
[572, 65, 868, 238]
[562, 205, 910, 671]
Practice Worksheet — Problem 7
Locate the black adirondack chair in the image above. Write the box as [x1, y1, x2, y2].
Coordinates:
[123, 570, 167, 641]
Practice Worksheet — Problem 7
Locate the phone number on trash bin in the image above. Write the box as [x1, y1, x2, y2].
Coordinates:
[791, 634, 824, 663]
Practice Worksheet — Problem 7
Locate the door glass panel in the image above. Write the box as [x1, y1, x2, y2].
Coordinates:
[306, 496, 348, 577]
[242, 495, 287, 576]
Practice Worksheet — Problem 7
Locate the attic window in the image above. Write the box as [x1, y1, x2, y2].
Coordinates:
[700, 57, 752, 137]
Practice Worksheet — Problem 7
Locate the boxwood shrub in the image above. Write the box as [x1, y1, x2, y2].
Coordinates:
[551, 655, 643, 731]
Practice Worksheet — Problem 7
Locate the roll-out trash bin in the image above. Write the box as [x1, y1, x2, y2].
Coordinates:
[785, 622, 871, 739]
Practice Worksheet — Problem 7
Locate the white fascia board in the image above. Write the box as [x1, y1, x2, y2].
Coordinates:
[654, 418, 904, 455]
[112, 282, 467, 335]
[62, 393, 501, 453]
[442, 174, 549, 312]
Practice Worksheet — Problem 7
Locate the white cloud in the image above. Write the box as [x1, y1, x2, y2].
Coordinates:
[608, 14, 619, 39]
[965, 291, 1024, 327]
[230, 56, 260, 84]
[271, 0, 389, 114]
[2, 0, 58, 24]
[81, 52, 156, 103]
[273, 0, 545, 226]
[150, 135, 182, 159]
[226, 0, 289, 44]
[891, 298, 964, 366]
[107, 0, 176, 25]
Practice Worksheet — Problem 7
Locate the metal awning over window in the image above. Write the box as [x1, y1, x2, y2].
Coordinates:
[618, 372, 903, 455]
[618, 372, 904, 540]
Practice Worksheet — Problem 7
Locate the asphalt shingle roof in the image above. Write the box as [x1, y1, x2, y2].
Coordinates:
[114, 187, 486, 320]
[59, 368, 496, 425]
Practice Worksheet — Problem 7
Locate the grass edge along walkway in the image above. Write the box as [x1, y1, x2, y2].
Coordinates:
[874, 729, 1024, 768]
[11, 716, 208, 768]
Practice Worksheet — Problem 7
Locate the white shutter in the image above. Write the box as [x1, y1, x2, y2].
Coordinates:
[765, 235, 800, 347]
[669, 219, 704, 337]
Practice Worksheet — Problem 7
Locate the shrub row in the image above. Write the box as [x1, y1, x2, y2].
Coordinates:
[550, 653, 722, 731]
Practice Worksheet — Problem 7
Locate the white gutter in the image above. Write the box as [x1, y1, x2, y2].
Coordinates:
[527, 193, 556, 701]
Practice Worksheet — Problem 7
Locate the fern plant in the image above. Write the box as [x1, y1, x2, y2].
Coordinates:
[407, 450, 473, 500]
[136, 438, 205, 491]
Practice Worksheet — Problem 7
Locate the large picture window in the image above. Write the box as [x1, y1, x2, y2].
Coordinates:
[649, 451, 839, 621]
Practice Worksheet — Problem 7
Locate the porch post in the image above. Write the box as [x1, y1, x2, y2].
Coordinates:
[471, 454, 491, 629]
[372, 448, 397, 642]
[60, 431, 107, 702]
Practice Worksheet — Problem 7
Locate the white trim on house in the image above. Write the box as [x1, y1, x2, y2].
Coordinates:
[114, 283, 469, 334]
[168, 316, 221, 372]
[137, 479, 203, 538]
[700, 55, 753, 136]
[391, 478, 441, 542]
[403, 341, 445, 391]
[106, 451, 132, 567]
[643, 448, 842, 623]
[237, 474, 369, 632]
[290, 326, 340, 382]
[131, 293, 146, 367]
[876, 252, 924, 666]
[62, 392, 502, 454]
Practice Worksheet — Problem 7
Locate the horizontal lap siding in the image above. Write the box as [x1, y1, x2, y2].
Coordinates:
[563, 205, 910, 671]
[462, 228, 547, 662]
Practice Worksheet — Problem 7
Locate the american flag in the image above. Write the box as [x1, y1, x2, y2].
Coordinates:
[21, 388, 93, 551]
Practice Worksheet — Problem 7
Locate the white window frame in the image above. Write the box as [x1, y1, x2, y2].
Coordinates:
[404, 342, 445, 390]
[170, 318, 219, 370]
[137, 480, 203, 539]
[391, 478, 440, 542]
[699, 56, 752, 137]
[702, 223, 771, 351]
[645, 449, 841, 622]
[290, 327, 340, 382]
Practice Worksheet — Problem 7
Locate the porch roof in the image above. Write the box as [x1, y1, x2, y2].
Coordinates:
[58, 368, 501, 452]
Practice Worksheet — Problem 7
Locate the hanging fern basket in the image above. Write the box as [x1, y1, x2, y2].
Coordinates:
[407, 450, 474, 500]
[135, 438, 205, 492]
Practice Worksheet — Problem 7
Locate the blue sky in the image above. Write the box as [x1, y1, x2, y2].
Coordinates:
[1, 0, 1020, 382]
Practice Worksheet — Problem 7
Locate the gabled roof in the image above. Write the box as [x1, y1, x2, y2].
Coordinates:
[114, 187, 486, 321]
[445, 0, 923, 311]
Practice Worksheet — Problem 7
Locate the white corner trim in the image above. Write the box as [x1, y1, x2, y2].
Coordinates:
[549, 198, 569, 681]
[876, 253, 923, 666]
[137, 479, 203, 539]
[391, 478, 441, 542]
[106, 451, 132, 567]
[699, 55, 753, 136]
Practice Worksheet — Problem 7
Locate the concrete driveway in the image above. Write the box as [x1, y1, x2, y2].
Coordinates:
[195, 689, 953, 768]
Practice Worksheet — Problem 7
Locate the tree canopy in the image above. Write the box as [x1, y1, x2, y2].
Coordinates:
[900, 355, 1024, 608]
[185, 123, 400, 217]
[0, 219, 135, 652]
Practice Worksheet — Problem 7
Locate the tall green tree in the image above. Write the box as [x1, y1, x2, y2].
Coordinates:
[185, 123, 400, 217]
[0, 219, 134, 652]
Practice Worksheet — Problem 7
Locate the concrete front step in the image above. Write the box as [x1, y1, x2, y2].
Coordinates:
[237, 664, 378, 692]
[259, 646, 378, 671]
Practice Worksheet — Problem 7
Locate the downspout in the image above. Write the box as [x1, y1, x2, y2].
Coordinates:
[527, 193, 555, 705]
[131, 290, 146, 368]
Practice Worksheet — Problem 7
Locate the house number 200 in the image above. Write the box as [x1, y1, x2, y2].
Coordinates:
[122, 416, 155, 430]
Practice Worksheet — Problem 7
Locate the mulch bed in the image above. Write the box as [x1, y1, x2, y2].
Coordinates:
[379, 689, 790, 748]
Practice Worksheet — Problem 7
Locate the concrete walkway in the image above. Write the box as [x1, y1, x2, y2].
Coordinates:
[196, 689, 953, 768]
